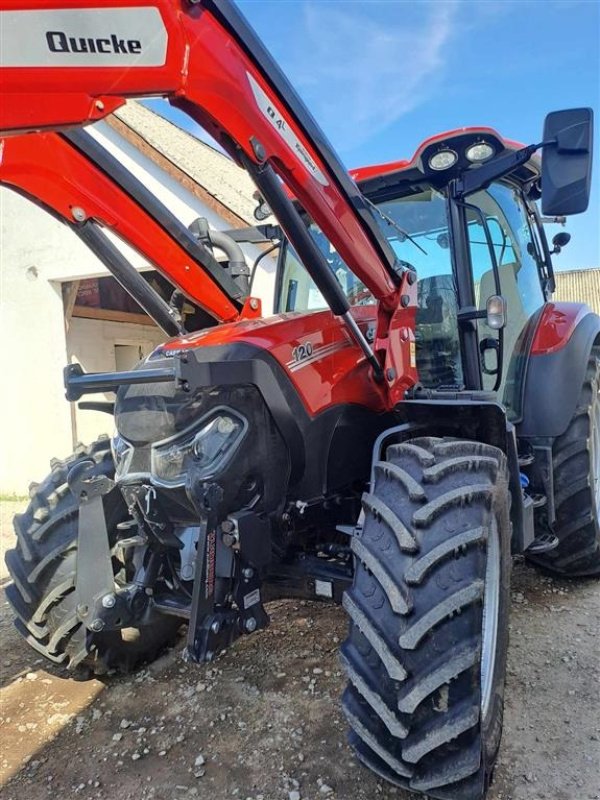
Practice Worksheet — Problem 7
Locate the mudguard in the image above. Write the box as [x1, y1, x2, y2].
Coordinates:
[519, 303, 600, 438]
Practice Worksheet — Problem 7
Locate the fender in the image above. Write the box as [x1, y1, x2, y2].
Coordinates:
[519, 302, 600, 438]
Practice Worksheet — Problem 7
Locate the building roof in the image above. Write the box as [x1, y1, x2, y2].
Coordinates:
[111, 101, 257, 226]
[554, 268, 600, 314]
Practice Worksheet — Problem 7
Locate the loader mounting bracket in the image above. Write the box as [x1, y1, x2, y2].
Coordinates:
[68, 459, 118, 632]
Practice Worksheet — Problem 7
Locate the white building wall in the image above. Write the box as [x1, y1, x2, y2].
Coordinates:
[0, 191, 107, 494]
[0, 119, 276, 493]
[66, 318, 165, 447]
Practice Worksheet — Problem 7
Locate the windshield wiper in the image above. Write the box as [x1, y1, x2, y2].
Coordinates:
[363, 196, 428, 256]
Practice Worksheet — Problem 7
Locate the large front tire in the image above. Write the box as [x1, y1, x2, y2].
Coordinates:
[341, 437, 511, 800]
[5, 438, 181, 675]
[529, 347, 600, 577]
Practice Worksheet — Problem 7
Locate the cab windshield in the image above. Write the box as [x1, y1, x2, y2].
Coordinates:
[279, 187, 463, 388]
[278, 188, 452, 311]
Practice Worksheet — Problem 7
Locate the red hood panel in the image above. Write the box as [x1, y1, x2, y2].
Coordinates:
[157, 307, 387, 416]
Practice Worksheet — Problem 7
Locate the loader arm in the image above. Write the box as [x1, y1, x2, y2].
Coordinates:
[0, 129, 244, 320]
[0, 0, 400, 317]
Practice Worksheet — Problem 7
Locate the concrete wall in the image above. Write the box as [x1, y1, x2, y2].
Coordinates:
[0, 119, 276, 494]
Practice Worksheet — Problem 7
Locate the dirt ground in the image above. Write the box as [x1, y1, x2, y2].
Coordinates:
[1, 498, 599, 800]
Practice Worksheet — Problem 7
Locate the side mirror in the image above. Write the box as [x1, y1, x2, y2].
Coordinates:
[541, 108, 593, 216]
[551, 231, 571, 254]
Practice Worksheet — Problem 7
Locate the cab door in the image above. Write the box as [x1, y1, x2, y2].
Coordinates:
[467, 182, 547, 418]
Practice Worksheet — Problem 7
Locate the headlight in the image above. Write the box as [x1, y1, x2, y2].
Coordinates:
[111, 431, 134, 480]
[151, 407, 247, 487]
[428, 149, 458, 171]
[465, 141, 495, 163]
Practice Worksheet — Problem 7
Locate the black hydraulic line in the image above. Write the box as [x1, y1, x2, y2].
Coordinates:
[249, 241, 279, 295]
[62, 129, 245, 304]
[76, 221, 184, 338]
[243, 156, 382, 377]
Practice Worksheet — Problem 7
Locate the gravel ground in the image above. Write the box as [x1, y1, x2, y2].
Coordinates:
[1, 497, 599, 800]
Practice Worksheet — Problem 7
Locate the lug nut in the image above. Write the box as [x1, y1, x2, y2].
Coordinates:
[242, 567, 254, 580]
[211, 620, 221, 634]
[245, 617, 257, 633]
[90, 619, 105, 632]
[101, 593, 116, 608]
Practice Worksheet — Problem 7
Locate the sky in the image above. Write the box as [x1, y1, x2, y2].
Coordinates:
[149, 0, 599, 269]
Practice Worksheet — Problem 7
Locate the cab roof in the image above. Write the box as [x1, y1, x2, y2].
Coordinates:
[350, 126, 541, 197]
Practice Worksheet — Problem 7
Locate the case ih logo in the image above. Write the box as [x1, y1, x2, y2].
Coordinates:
[46, 30, 142, 56]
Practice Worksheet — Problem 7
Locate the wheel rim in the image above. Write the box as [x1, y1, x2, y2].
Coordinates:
[591, 396, 600, 514]
[481, 517, 500, 721]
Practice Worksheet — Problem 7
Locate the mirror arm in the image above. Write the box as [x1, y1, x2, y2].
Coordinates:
[452, 141, 548, 199]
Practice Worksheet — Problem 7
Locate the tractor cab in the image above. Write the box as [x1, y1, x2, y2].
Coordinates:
[276, 114, 594, 425]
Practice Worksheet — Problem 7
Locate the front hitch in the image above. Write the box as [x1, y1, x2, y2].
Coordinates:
[183, 481, 270, 663]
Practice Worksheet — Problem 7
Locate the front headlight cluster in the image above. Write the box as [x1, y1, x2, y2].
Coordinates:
[428, 140, 495, 171]
[112, 407, 247, 487]
[111, 431, 134, 481]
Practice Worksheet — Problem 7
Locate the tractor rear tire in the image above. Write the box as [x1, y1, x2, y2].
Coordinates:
[340, 437, 512, 800]
[5, 437, 181, 675]
[528, 347, 600, 577]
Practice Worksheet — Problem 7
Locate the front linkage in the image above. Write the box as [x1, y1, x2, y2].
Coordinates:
[69, 452, 355, 664]
[182, 480, 270, 663]
[69, 462, 285, 664]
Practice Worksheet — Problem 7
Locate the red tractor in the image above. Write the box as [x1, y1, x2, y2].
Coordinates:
[1, 2, 597, 798]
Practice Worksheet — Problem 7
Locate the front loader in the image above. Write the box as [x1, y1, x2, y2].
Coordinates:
[1, 2, 598, 799]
